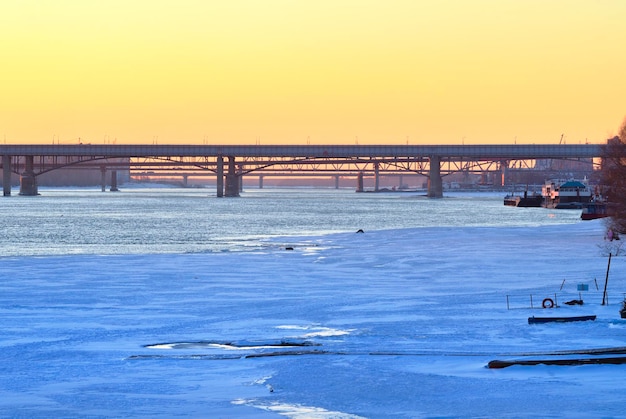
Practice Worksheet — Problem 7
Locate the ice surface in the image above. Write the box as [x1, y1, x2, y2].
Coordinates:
[1, 219, 625, 417]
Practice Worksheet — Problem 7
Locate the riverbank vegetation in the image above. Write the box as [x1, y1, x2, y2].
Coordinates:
[601, 119, 626, 233]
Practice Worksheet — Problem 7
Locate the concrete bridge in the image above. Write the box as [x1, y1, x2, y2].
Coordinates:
[0, 144, 605, 197]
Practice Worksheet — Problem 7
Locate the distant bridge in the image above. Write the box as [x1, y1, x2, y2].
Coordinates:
[0, 144, 605, 197]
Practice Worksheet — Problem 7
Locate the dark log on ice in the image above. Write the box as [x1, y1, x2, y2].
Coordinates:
[488, 355, 626, 369]
[528, 315, 596, 324]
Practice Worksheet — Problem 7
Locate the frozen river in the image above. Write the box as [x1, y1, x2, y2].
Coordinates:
[1, 187, 623, 417]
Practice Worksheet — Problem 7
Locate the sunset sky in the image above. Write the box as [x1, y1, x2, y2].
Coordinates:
[1, 1, 625, 145]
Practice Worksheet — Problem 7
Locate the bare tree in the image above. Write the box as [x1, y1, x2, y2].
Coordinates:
[601, 119, 626, 233]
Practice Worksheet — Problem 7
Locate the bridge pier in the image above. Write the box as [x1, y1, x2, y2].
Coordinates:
[182, 174, 188, 187]
[110, 170, 119, 191]
[3, 155, 11, 196]
[259, 175, 263, 189]
[19, 156, 38, 196]
[100, 166, 106, 192]
[356, 172, 364, 192]
[335, 175, 340, 189]
[494, 166, 503, 188]
[216, 156, 224, 197]
[499, 161, 508, 187]
[224, 156, 239, 197]
[427, 156, 443, 198]
[374, 162, 380, 192]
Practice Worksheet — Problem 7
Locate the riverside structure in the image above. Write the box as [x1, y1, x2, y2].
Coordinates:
[0, 144, 603, 197]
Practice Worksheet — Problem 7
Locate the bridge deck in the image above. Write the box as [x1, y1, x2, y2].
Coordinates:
[0, 144, 605, 159]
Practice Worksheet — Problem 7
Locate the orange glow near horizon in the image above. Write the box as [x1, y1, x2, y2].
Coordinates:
[1, 1, 625, 145]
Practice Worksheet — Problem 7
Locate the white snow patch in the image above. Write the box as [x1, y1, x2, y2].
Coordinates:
[276, 325, 354, 337]
[232, 399, 366, 418]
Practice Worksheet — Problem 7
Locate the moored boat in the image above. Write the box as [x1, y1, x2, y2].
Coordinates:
[503, 195, 520, 206]
[517, 192, 543, 207]
[581, 201, 612, 220]
[503, 189, 542, 207]
[541, 179, 592, 209]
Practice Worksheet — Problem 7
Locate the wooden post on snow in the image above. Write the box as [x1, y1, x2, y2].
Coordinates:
[602, 253, 612, 305]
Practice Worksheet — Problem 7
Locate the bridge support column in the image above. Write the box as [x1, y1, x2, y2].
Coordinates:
[498, 161, 508, 187]
[19, 155, 38, 196]
[216, 156, 224, 197]
[427, 156, 443, 198]
[3, 155, 12, 196]
[259, 175, 263, 189]
[182, 174, 188, 187]
[100, 166, 106, 192]
[335, 175, 340, 189]
[356, 172, 364, 192]
[224, 156, 239, 197]
[110, 170, 119, 191]
[374, 162, 380, 192]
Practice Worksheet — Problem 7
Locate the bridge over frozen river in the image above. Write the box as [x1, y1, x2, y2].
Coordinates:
[0, 144, 604, 197]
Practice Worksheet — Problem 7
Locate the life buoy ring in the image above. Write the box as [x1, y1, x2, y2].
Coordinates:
[542, 298, 555, 309]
